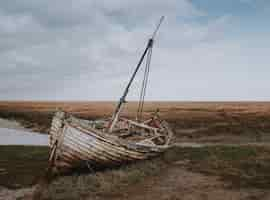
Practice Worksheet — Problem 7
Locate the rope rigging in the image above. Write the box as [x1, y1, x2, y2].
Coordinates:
[137, 41, 153, 121]
[108, 16, 164, 131]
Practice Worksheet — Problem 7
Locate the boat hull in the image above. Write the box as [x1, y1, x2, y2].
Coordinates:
[49, 112, 173, 172]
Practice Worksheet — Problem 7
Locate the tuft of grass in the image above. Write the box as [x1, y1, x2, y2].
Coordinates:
[165, 146, 270, 189]
[42, 158, 166, 200]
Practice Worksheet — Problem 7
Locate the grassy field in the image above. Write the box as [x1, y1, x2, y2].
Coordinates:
[1, 145, 270, 199]
[0, 146, 49, 189]
[47, 146, 270, 192]
[172, 146, 270, 188]
[1, 101, 270, 199]
[1, 101, 270, 142]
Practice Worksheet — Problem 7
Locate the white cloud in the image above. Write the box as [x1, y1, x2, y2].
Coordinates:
[0, 0, 269, 100]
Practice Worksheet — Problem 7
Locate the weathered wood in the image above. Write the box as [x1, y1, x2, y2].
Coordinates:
[121, 118, 159, 132]
[49, 111, 173, 172]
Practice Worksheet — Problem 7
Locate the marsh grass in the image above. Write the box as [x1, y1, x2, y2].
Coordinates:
[40, 146, 270, 199]
[166, 146, 270, 188]
[0, 110, 54, 133]
[41, 158, 166, 200]
[1, 145, 270, 199]
[0, 145, 49, 189]
[2, 102, 270, 137]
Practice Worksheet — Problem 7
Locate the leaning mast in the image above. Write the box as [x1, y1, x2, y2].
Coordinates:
[108, 16, 164, 132]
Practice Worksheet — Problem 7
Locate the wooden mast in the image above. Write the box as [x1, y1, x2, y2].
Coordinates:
[108, 16, 164, 132]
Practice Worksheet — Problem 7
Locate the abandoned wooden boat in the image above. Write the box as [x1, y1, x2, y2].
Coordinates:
[48, 17, 174, 172]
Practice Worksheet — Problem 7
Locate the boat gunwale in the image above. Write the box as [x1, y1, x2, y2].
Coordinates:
[66, 120, 170, 152]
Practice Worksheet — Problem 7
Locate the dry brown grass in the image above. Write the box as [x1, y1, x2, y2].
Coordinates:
[1, 102, 270, 199]
[1, 101, 270, 141]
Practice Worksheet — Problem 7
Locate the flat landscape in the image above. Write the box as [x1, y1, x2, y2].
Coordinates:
[1, 101, 270, 143]
[1, 101, 270, 200]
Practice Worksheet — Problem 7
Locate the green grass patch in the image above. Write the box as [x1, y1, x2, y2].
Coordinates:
[42, 146, 270, 199]
[0, 145, 49, 189]
[164, 146, 270, 188]
[1, 144, 270, 200]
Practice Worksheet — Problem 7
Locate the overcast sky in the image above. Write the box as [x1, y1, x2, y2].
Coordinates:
[0, 0, 269, 101]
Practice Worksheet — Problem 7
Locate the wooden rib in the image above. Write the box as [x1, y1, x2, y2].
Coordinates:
[49, 111, 173, 170]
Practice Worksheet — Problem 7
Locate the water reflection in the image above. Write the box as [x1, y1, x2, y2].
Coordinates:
[0, 128, 49, 146]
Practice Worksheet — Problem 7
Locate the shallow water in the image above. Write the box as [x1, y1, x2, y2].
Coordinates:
[0, 127, 49, 146]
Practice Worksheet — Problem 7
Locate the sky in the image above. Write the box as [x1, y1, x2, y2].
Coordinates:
[0, 0, 269, 101]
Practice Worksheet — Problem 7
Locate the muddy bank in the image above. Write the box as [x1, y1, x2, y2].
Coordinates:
[0, 186, 34, 200]
[0, 118, 25, 131]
